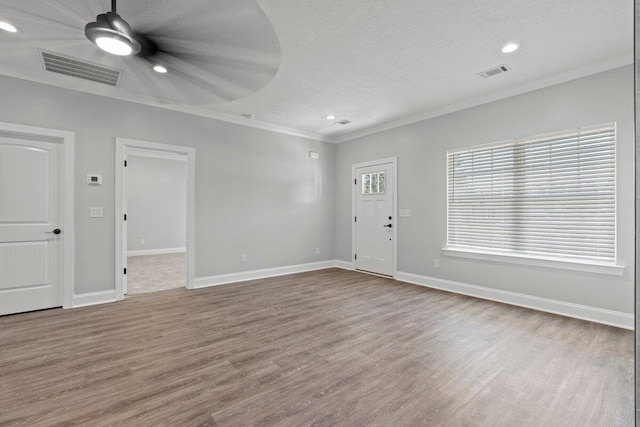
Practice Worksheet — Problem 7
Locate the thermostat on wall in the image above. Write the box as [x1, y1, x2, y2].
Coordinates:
[87, 174, 102, 185]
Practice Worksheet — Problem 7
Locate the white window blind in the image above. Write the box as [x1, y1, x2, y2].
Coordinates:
[447, 124, 616, 263]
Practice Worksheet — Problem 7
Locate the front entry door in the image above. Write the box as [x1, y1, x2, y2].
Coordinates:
[0, 137, 62, 315]
[355, 162, 394, 276]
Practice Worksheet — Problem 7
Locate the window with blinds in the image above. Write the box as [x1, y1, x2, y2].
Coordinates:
[447, 124, 616, 264]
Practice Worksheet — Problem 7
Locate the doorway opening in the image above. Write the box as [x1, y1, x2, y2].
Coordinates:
[126, 151, 187, 294]
[115, 138, 195, 300]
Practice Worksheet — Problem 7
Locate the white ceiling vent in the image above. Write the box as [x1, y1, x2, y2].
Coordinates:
[335, 120, 351, 125]
[40, 50, 122, 87]
[477, 64, 511, 79]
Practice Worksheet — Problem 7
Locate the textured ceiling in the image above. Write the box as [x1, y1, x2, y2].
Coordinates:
[0, 0, 633, 142]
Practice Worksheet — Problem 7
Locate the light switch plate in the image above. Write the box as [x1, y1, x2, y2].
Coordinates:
[89, 207, 103, 218]
[399, 209, 412, 217]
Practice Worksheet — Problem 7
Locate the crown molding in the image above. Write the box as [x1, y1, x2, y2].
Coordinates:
[0, 52, 632, 145]
[332, 53, 633, 144]
[160, 104, 334, 142]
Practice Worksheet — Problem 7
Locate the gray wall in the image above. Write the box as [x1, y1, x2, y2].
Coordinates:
[126, 155, 187, 253]
[335, 65, 634, 313]
[0, 75, 335, 294]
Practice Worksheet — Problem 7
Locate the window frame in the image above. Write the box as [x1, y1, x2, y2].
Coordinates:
[361, 170, 386, 195]
[443, 123, 624, 276]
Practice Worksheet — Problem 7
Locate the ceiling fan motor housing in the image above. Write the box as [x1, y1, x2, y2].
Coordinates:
[85, 11, 141, 55]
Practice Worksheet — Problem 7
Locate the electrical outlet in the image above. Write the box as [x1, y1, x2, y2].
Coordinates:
[315, 247, 320, 255]
[140, 238, 145, 245]
[89, 207, 103, 218]
[240, 254, 247, 263]
[433, 258, 440, 269]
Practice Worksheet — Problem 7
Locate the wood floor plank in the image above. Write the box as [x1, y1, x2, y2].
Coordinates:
[0, 268, 633, 426]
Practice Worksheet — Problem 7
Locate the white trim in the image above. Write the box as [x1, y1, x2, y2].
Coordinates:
[351, 157, 398, 277]
[442, 247, 625, 276]
[169, 109, 332, 143]
[62, 132, 75, 309]
[126, 148, 188, 162]
[127, 247, 186, 257]
[72, 290, 117, 308]
[194, 261, 335, 288]
[0, 121, 75, 310]
[395, 271, 633, 330]
[115, 138, 196, 300]
[334, 260, 354, 270]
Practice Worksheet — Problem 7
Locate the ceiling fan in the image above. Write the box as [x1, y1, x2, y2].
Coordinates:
[81, 0, 281, 103]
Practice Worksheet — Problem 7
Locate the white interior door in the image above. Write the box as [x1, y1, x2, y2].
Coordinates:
[355, 163, 394, 276]
[0, 137, 62, 315]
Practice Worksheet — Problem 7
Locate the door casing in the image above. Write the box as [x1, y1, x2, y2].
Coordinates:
[0, 121, 75, 309]
[351, 157, 397, 277]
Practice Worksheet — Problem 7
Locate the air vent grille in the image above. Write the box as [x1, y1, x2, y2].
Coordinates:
[477, 64, 511, 79]
[40, 50, 122, 87]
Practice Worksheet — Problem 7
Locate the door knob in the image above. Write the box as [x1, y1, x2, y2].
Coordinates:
[383, 224, 393, 228]
[46, 229, 61, 235]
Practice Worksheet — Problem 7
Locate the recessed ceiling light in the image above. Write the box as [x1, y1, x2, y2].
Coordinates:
[326, 115, 336, 120]
[153, 65, 168, 73]
[0, 21, 18, 33]
[501, 42, 521, 54]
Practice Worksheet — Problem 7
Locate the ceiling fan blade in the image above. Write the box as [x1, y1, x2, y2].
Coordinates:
[2, 4, 86, 32]
[140, 48, 277, 77]
[133, 31, 279, 71]
[133, 54, 250, 104]
[122, 0, 281, 103]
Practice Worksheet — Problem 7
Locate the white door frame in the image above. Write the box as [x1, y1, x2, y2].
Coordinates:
[0, 121, 75, 309]
[115, 138, 196, 300]
[351, 157, 398, 277]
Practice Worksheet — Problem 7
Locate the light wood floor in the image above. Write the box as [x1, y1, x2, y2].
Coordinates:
[127, 253, 185, 295]
[0, 269, 633, 426]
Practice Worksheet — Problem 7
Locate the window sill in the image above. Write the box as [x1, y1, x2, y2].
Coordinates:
[441, 247, 625, 276]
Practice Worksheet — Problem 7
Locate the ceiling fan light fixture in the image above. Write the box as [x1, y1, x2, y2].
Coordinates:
[0, 21, 18, 33]
[96, 36, 133, 56]
[85, 12, 141, 56]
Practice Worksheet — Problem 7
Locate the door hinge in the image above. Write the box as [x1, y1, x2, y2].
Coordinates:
[124, 160, 128, 167]
[354, 178, 357, 185]
[354, 254, 357, 260]
[124, 268, 127, 275]
[354, 216, 357, 222]
[124, 214, 127, 221]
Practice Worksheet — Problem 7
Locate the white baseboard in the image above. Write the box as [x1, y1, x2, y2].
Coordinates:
[127, 247, 186, 257]
[194, 260, 337, 289]
[395, 271, 633, 330]
[72, 290, 117, 308]
[334, 260, 354, 270]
